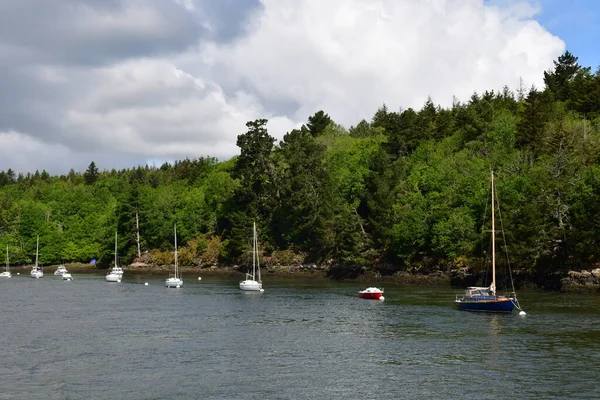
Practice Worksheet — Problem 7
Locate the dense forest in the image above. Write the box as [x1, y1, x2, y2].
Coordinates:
[1, 51, 599, 283]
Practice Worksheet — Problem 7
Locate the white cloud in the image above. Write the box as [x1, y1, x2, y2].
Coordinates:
[58, 59, 297, 160]
[204, 0, 564, 124]
[0, 0, 565, 174]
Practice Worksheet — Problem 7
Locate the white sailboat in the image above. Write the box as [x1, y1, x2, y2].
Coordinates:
[0, 245, 11, 278]
[106, 232, 123, 282]
[165, 224, 183, 288]
[239, 221, 264, 292]
[30, 236, 43, 278]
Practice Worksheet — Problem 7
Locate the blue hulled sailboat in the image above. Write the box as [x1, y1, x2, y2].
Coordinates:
[455, 171, 518, 313]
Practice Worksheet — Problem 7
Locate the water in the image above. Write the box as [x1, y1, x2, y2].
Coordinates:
[1, 274, 599, 399]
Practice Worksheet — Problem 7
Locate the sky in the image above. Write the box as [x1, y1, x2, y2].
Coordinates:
[0, 0, 597, 175]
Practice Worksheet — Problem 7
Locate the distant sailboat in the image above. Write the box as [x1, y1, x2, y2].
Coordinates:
[0, 245, 11, 278]
[455, 171, 521, 313]
[106, 232, 123, 282]
[239, 221, 264, 292]
[165, 224, 183, 288]
[30, 236, 43, 278]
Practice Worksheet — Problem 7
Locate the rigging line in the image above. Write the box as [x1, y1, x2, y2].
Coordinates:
[482, 234, 492, 286]
[479, 174, 492, 286]
[493, 182, 517, 296]
[495, 187, 525, 313]
[481, 177, 492, 257]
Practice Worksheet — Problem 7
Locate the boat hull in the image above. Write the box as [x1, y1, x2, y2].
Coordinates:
[31, 271, 43, 278]
[165, 278, 183, 288]
[455, 298, 516, 313]
[239, 280, 263, 291]
[62, 273, 73, 280]
[105, 273, 121, 282]
[0, 271, 11, 278]
[359, 292, 383, 300]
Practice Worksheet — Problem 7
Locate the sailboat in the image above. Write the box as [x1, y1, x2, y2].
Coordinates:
[239, 221, 264, 292]
[30, 236, 43, 278]
[455, 171, 518, 313]
[165, 223, 183, 288]
[0, 245, 11, 278]
[106, 232, 123, 282]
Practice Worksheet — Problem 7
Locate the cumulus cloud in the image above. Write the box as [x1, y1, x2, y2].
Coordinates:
[205, 0, 564, 123]
[0, 0, 564, 174]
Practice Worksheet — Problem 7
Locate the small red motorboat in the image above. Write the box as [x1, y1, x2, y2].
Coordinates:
[359, 287, 384, 300]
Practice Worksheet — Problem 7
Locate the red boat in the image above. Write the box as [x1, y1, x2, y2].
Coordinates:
[359, 287, 384, 300]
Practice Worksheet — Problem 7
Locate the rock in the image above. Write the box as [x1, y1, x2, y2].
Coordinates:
[561, 270, 600, 293]
[129, 262, 149, 268]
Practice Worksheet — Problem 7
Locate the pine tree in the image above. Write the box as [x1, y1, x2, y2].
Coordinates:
[84, 161, 99, 185]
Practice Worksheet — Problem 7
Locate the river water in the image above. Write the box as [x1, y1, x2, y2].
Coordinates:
[0, 273, 598, 399]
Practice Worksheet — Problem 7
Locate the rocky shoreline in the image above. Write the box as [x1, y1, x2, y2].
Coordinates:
[559, 268, 600, 293]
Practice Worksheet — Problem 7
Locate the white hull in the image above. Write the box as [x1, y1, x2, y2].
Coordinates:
[165, 277, 183, 288]
[0, 271, 11, 278]
[54, 266, 68, 276]
[31, 270, 43, 279]
[105, 273, 121, 282]
[62, 273, 73, 280]
[239, 279, 263, 291]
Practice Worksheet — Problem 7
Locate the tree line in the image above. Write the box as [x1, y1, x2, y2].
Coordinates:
[1, 51, 599, 282]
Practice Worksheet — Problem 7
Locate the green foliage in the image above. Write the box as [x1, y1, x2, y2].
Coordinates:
[1, 50, 599, 282]
[543, 50, 583, 102]
[84, 161, 99, 185]
[307, 110, 332, 137]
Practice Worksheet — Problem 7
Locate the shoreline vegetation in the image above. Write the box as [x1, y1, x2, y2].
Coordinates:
[11, 262, 600, 293]
[2, 51, 600, 293]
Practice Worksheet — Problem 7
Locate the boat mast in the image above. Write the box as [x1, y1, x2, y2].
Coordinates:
[256, 223, 261, 283]
[252, 221, 256, 281]
[491, 171, 496, 296]
[6, 244, 8, 271]
[115, 231, 118, 268]
[136, 212, 141, 258]
[174, 223, 178, 279]
[35, 235, 39, 268]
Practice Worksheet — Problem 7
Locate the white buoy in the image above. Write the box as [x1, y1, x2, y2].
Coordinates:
[519, 310, 526, 316]
[379, 296, 385, 301]
[198, 277, 202, 281]
[176, 285, 181, 288]
[144, 282, 149, 286]
[17, 272, 20, 275]
[117, 280, 121, 283]
[260, 288, 265, 292]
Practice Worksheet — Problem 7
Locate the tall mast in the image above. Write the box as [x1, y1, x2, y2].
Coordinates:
[35, 236, 39, 268]
[252, 221, 256, 281]
[136, 212, 141, 258]
[6, 244, 8, 270]
[256, 223, 261, 283]
[115, 231, 118, 267]
[491, 171, 496, 296]
[174, 223, 178, 278]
